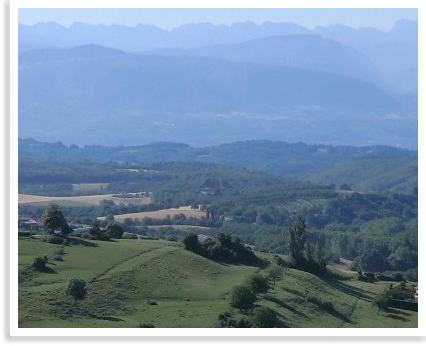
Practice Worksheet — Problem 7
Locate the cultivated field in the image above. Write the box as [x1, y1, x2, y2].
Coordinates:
[97, 206, 206, 222]
[18, 194, 151, 206]
[72, 183, 109, 192]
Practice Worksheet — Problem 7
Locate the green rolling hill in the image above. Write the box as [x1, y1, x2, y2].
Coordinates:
[18, 236, 418, 328]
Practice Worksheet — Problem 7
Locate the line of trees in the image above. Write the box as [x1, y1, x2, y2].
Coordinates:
[287, 216, 327, 275]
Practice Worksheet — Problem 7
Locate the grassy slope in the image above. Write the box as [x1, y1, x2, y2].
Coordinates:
[250, 268, 417, 328]
[18, 237, 258, 328]
[18, 237, 417, 328]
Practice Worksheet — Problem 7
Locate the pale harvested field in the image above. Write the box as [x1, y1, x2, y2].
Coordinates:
[18, 194, 151, 206]
[98, 206, 206, 222]
[72, 183, 109, 192]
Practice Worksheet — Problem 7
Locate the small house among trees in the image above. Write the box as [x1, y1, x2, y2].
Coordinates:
[18, 215, 39, 230]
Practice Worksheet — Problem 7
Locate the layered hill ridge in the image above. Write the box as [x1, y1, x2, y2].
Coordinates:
[18, 45, 416, 148]
[18, 138, 417, 194]
[146, 34, 381, 85]
[19, 19, 418, 95]
[19, 44, 395, 110]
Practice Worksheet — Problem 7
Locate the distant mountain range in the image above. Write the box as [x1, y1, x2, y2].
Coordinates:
[18, 20, 418, 149]
[147, 34, 382, 87]
[19, 19, 418, 94]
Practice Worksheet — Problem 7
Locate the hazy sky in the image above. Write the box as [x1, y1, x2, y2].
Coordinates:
[18, 8, 418, 31]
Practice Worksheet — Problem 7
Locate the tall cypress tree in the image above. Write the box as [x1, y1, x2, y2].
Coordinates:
[288, 215, 307, 266]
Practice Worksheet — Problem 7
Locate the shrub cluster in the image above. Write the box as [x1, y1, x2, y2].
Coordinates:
[228, 274, 270, 308]
[376, 272, 405, 282]
[53, 255, 63, 261]
[230, 285, 257, 310]
[18, 230, 32, 237]
[218, 306, 277, 328]
[218, 313, 251, 328]
[183, 232, 262, 265]
[220, 272, 278, 328]
[251, 307, 277, 328]
[54, 248, 65, 256]
[246, 273, 270, 295]
[372, 282, 417, 314]
[388, 282, 415, 300]
[122, 232, 138, 239]
[372, 291, 391, 313]
[66, 278, 87, 303]
[80, 223, 111, 241]
[139, 323, 155, 328]
[357, 271, 375, 282]
[32, 256, 47, 271]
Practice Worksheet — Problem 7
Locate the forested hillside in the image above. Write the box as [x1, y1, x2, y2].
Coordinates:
[18, 157, 418, 280]
[18, 138, 417, 179]
[303, 157, 417, 194]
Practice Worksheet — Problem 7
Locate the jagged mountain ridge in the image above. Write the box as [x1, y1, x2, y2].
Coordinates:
[19, 19, 418, 94]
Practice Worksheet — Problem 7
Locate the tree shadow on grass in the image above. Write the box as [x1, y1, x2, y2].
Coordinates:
[251, 303, 291, 328]
[263, 294, 308, 318]
[383, 312, 408, 322]
[69, 237, 99, 247]
[87, 313, 124, 322]
[281, 287, 305, 298]
[323, 278, 371, 301]
[35, 266, 57, 274]
[213, 260, 230, 267]
[386, 307, 412, 317]
[321, 305, 352, 324]
[275, 315, 291, 328]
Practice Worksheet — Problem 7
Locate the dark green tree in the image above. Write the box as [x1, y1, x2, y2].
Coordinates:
[40, 203, 71, 236]
[66, 278, 87, 305]
[315, 242, 327, 273]
[288, 216, 307, 266]
[106, 222, 124, 239]
[305, 241, 313, 263]
[247, 273, 270, 295]
[230, 285, 257, 310]
[89, 220, 110, 241]
[217, 232, 232, 248]
[251, 307, 277, 328]
[32, 256, 47, 271]
[183, 233, 200, 253]
[372, 290, 390, 314]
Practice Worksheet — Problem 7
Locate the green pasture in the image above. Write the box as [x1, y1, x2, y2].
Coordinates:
[18, 237, 257, 327]
[18, 237, 417, 328]
[243, 269, 417, 328]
